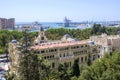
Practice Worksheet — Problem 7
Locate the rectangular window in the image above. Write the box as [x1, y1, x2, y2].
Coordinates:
[49, 49, 54, 52]
[81, 45, 83, 48]
[46, 50, 48, 53]
[71, 46, 76, 49]
[63, 53, 65, 57]
[47, 56, 49, 59]
[85, 56, 87, 61]
[77, 46, 79, 48]
[85, 45, 87, 47]
[44, 56, 46, 59]
[60, 54, 62, 57]
[81, 57, 83, 63]
[52, 55, 54, 58]
[52, 62, 55, 68]
[41, 50, 45, 53]
[55, 49, 57, 51]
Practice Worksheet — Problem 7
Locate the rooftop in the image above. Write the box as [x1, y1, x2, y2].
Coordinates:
[31, 40, 88, 50]
[90, 33, 120, 40]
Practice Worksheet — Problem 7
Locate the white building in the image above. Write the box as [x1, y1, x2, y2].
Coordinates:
[90, 33, 120, 57]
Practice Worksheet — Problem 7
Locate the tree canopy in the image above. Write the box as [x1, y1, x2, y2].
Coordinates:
[79, 52, 120, 80]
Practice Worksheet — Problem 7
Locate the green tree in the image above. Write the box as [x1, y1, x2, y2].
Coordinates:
[58, 63, 70, 80]
[71, 58, 80, 77]
[4, 69, 16, 80]
[91, 24, 101, 35]
[40, 60, 58, 80]
[79, 52, 120, 80]
[21, 29, 30, 53]
[71, 76, 78, 80]
[10, 30, 23, 41]
[18, 29, 39, 80]
[18, 53, 39, 80]
[78, 65, 92, 80]
[87, 53, 92, 66]
[101, 26, 106, 33]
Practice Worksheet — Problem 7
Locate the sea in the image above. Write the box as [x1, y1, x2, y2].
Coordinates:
[15, 22, 92, 31]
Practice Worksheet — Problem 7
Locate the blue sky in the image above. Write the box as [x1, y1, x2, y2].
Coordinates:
[0, 0, 120, 22]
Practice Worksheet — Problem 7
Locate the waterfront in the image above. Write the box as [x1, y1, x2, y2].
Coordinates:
[15, 22, 93, 32]
[15, 21, 120, 31]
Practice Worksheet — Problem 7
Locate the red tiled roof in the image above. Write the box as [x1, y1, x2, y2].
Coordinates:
[31, 41, 88, 50]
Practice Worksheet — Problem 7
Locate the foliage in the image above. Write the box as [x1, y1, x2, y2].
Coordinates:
[17, 52, 119, 80]
[71, 58, 80, 77]
[0, 25, 119, 54]
[45, 25, 120, 41]
[87, 53, 92, 66]
[18, 53, 39, 80]
[79, 52, 120, 80]
[4, 69, 16, 80]
[0, 30, 37, 54]
[91, 24, 107, 35]
[45, 28, 91, 40]
[0, 48, 3, 54]
[40, 60, 58, 80]
[18, 53, 59, 80]
[71, 76, 78, 80]
[1, 25, 120, 79]
[58, 63, 71, 80]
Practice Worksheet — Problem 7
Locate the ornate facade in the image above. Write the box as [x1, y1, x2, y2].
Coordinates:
[8, 29, 120, 70]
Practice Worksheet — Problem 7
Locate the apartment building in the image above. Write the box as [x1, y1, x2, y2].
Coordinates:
[0, 18, 15, 29]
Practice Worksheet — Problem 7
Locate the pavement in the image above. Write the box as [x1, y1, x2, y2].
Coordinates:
[0, 63, 8, 80]
[0, 54, 10, 80]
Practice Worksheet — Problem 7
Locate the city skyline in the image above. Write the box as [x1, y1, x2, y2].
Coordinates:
[0, 0, 120, 22]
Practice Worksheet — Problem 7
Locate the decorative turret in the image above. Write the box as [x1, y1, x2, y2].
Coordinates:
[40, 26, 44, 31]
[34, 26, 47, 44]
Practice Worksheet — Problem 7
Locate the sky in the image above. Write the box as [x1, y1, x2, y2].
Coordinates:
[0, 0, 120, 22]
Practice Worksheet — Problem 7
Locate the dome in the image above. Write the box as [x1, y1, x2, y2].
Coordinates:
[117, 30, 120, 34]
[74, 38, 78, 41]
[63, 34, 70, 39]
[11, 40, 17, 43]
[89, 41, 94, 45]
[67, 38, 78, 42]
[67, 38, 73, 41]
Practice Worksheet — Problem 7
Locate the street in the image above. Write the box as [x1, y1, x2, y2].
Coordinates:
[0, 54, 10, 80]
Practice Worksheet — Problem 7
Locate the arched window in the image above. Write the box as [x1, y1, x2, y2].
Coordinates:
[41, 37, 44, 40]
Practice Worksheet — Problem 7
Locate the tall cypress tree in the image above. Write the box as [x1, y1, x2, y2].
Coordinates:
[18, 29, 39, 80]
[18, 54, 39, 80]
[87, 53, 92, 66]
[71, 58, 80, 77]
[21, 29, 29, 53]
